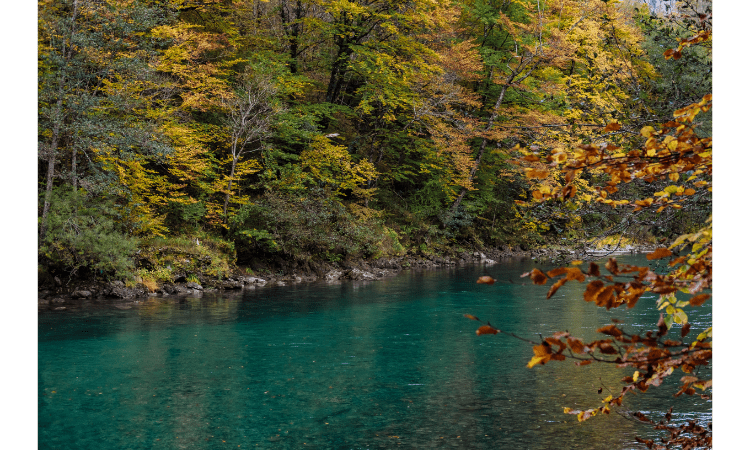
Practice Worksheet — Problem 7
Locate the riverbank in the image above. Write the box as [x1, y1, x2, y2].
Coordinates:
[38, 242, 656, 310]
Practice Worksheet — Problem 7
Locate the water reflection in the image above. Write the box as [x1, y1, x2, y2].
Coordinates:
[39, 256, 710, 449]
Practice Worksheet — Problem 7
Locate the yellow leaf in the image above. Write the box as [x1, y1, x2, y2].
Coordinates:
[527, 356, 547, 369]
[669, 173, 679, 182]
[640, 126, 655, 137]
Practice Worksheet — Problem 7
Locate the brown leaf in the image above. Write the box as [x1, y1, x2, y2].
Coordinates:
[647, 247, 672, 260]
[575, 360, 591, 366]
[605, 258, 619, 275]
[547, 267, 567, 278]
[583, 280, 605, 303]
[464, 314, 480, 321]
[547, 278, 567, 299]
[597, 324, 623, 337]
[533, 342, 552, 357]
[567, 337, 585, 354]
[565, 267, 586, 282]
[562, 184, 577, 199]
[598, 342, 618, 355]
[476, 276, 495, 285]
[529, 268, 548, 285]
[681, 322, 691, 338]
[651, 285, 677, 295]
[588, 262, 600, 277]
[657, 313, 668, 337]
[603, 122, 621, 132]
[476, 325, 499, 336]
[689, 294, 710, 306]
[595, 285, 617, 309]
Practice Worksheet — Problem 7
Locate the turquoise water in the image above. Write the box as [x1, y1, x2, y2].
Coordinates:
[38, 256, 711, 449]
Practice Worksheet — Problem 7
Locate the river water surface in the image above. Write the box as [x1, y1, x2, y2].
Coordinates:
[38, 255, 711, 449]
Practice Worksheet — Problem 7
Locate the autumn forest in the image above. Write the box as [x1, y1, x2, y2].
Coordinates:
[38, 0, 711, 281]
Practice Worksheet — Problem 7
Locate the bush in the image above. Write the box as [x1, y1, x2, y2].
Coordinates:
[230, 189, 382, 262]
[39, 188, 138, 280]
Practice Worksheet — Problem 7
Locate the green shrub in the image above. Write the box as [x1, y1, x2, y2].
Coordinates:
[39, 188, 138, 279]
[230, 189, 381, 262]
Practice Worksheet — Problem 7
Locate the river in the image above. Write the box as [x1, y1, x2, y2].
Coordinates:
[38, 255, 711, 449]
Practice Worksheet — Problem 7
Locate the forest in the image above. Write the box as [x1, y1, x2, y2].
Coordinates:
[38, 0, 711, 288]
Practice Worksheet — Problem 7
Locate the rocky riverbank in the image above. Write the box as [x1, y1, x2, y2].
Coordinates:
[38, 243, 656, 310]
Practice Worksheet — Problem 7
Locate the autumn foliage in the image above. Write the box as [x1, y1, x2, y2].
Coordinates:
[470, 20, 712, 449]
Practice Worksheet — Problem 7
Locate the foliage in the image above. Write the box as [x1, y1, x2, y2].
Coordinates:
[39, 189, 138, 280]
[230, 189, 382, 262]
[38, 0, 710, 296]
[138, 233, 236, 280]
[469, 21, 712, 448]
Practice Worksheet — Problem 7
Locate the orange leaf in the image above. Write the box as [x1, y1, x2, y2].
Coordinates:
[605, 258, 619, 275]
[595, 286, 617, 309]
[547, 278, 567, 299]
[565, 267, 586, 282]
[598, 342, 618, 355]
[567, 337, 585, 354]
[533, 343, 552, 357]
[476, 325, 499, 336]
[603, 122, 621, 132]
[647, 248, 672, 260]
[464, 314, 480, 321]
[529, 268, 548, 285]
[476, 276, 495, 285]
[583, 280, 605, 303]
[597, 325, 623, 337]
[689, 294, 710, 306]
[563, 184, 577, 199]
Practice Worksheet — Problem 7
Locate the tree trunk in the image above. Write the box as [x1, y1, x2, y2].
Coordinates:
[40, 0, 79, 240]
[40, 91, 65, 241]
[223, 156, 238, 219]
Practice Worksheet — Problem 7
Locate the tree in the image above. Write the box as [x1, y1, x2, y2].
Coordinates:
[220, 73, 282, 220]
[39, 0, 176, 239]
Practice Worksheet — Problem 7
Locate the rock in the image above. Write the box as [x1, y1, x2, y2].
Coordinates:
[105, 282, 149, 299]
[244, 277, 267, 285]
[215, 280, 242, 290]
[325, 270, 343, 281]
[71, 290, 92, 299]
[185, 281, 203, 291]
[345, 268, 377, 281]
